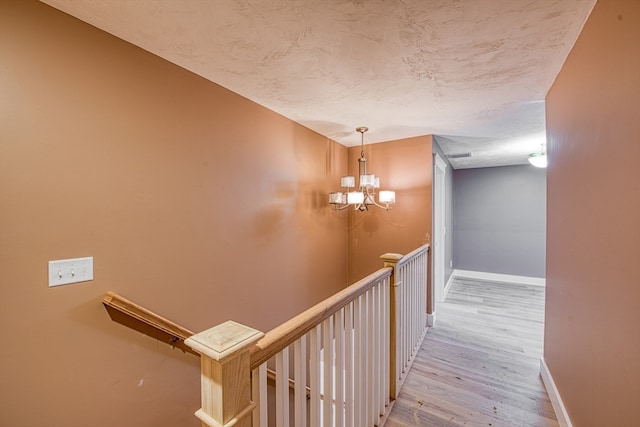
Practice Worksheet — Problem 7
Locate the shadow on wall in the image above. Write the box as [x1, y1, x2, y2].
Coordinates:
[253, 180, 349, 241]
[253, 181, 295, 240]
[347, 185, 430, 236]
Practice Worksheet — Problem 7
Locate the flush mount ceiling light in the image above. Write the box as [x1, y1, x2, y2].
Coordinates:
[329, 127, 396, 211]
[528, 144, 548, 168]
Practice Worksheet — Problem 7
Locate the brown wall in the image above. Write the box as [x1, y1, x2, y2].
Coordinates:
[0, 1, 350, 426]
[544, 0, 640, 425]
[347, 136, 433, 284]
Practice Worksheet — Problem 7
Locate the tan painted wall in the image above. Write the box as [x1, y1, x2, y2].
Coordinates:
[347, 136, 432, 286]
[544, 0, 640, 425]
[0, 1, 349, 426]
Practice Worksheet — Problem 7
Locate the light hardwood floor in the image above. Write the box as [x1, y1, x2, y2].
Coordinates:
[385, 277, 558, 427]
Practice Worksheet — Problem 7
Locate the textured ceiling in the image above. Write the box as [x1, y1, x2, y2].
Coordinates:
[40, 0, 595, 168]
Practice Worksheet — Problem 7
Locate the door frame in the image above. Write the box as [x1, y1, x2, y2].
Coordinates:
[433, 154, 447, 317]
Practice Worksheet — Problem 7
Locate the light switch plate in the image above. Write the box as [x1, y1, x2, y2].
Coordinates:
[49, 257, 93, 287]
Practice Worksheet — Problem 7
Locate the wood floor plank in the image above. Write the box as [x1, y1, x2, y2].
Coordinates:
[384, 277, 558, 427]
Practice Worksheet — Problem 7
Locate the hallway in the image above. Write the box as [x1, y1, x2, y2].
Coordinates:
[385, 277, 558, 426]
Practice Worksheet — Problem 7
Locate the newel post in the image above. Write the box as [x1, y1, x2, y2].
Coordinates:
[380, 252, 403, 400]
[185, 320, 264, 427]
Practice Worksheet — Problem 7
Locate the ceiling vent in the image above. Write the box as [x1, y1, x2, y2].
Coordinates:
[446, 152, 472, 159]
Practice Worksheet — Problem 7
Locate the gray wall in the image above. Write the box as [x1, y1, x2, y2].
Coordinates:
[453, 165, 546, 278]
[432, 138, 454, 284]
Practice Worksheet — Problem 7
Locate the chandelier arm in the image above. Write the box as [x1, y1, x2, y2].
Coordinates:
[364, 187, 392, 210]
[367, 198, 392, 210]
[332, 203, 352, 211]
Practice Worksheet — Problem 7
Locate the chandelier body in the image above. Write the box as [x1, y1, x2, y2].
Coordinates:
[329, 127, 396, 211]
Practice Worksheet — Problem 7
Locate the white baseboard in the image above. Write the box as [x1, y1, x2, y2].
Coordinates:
[443, 273, 455, 300]
[453, 269, 545, 286]
[540, 357, 572, 427]
[426, 312, 436, 327]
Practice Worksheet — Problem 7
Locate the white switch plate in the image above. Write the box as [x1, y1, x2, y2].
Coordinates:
[49, 257, 93, 287]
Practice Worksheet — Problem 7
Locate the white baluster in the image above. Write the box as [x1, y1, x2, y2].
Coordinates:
[276, 347, 290, 427]
[382, 278, 390, 410]
[335, 308, 345, 427]
[344, 302, 354, 427]
[252, 364, 268, 427]
[354, 294, 363, 426]
[310, 325, 321, 427]
[372, 282, 380, 420]
[322, 317, 334, 426]
[294, 335, 307, 427]
[366, 289, 373, 426]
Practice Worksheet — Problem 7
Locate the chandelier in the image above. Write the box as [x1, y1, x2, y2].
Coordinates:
[329, 127, 396, 211]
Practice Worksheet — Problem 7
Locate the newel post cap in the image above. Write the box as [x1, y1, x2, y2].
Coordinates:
[380, 253, 404, 264]
[185, 320, 264, 363]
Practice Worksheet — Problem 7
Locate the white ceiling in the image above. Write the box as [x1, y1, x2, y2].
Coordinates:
[41, 0, 595, 169]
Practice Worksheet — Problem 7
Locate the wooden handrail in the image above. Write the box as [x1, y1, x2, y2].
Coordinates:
[396, 243, 430, 269]
[102, 291, 308, 396]
[249, 267, 392, 370]
[103, 265, 395, 371]
[102, 291, 195, 341]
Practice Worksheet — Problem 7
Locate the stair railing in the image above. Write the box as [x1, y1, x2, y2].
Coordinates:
[103, 244, 429, 427]
[185, 244, 429, 427]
